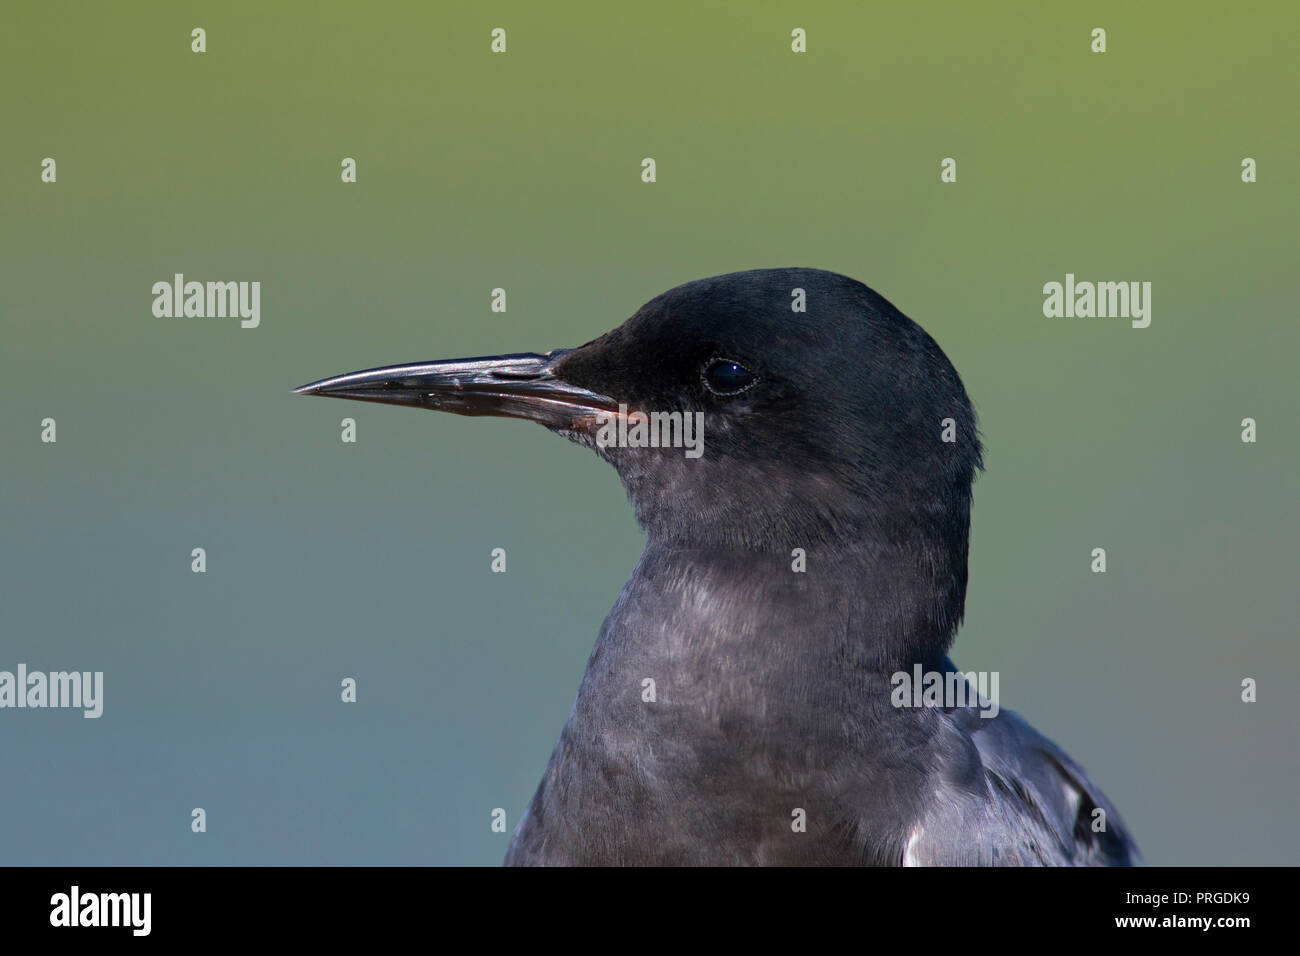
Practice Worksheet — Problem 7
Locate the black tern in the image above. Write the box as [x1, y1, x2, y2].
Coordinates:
[296, 267, 1136, 866]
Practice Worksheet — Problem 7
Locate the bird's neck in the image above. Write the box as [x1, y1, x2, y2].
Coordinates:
[634, 532, 968, 672]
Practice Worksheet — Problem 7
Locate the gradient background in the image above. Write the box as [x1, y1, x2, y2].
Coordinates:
[2, 1, 1296, 866]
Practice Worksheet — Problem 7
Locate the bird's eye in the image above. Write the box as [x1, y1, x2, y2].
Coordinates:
[702, 358, 758, 396]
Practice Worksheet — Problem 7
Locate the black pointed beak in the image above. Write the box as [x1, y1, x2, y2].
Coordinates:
[293, 349, 620, 429]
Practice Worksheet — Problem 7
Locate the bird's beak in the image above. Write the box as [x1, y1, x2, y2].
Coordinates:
[293, 350, 620, 429]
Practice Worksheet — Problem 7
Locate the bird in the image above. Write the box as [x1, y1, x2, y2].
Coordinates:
[295, 267, 1137, 866]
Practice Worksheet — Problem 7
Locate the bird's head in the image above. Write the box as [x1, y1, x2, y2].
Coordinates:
[295, 268, 983, 560]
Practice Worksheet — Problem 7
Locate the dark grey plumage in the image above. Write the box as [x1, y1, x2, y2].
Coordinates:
[296, 267, 1137, 866]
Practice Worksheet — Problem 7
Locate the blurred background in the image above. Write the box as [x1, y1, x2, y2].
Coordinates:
[1, 1, 1296, 865]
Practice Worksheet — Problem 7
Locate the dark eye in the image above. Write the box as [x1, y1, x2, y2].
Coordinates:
[702, 358, 758, 396]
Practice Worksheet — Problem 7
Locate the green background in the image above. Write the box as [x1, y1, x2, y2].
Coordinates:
[2, 1, 1296, 865]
